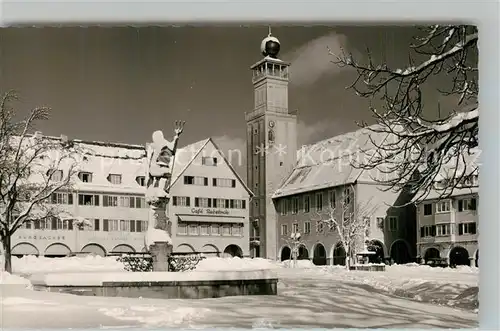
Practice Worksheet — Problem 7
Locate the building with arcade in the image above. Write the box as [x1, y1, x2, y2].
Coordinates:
[11, 136, 252, 258]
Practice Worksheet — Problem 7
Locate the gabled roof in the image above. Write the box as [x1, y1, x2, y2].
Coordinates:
[168, 138, 254, 197]
[210, 138, 254, 197]
[272, 125, 394, 198]
[169, 138, 211, 187]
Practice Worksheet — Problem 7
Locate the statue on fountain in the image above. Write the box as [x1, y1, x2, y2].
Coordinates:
[144, 121, 185, 271]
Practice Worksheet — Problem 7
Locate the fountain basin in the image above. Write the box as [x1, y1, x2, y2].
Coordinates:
[30, 269, 278, 299]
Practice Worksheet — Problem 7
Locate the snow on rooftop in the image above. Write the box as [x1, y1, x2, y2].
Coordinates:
[274, 125, 396, 198]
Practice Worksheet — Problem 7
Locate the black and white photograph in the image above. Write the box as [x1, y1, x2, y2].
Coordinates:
[0, 24, 479, 328]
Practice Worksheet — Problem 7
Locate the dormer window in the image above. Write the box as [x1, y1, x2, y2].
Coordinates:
[136, 176, 146, 186]
[107, 174, 122, 185]
[78, 172, 93, 183]
[48, 169, 63, 182]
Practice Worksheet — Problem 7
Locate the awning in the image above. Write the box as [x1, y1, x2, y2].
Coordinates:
[12, 243, 39, 256]
[44, 243, 71, 256]
[177, 214, 245, 224]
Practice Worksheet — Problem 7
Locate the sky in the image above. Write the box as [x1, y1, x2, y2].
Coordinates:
[0, 25, 461, 179]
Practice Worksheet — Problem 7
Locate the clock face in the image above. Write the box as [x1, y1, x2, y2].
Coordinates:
[269, 120, 275, 128]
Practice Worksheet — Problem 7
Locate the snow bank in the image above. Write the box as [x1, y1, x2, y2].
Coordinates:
[12, 255, 126, 275]
[145, 228, 172, 248]
[195, 257, 279, 271]
[0, 271, 33, 289]
[280, 259, 316, 269]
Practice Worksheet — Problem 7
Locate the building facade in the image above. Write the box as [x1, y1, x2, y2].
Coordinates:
[271, 128, 417, 265]
[11, 136, 252, 258]
[417, 180, 479, 267]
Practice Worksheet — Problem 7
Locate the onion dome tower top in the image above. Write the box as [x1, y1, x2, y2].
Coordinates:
[260, 27, 281, 59]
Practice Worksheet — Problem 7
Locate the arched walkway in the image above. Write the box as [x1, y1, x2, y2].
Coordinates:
[44, 243, 71, 257]
[202, 244, 220, 257]
[111, 244, 136, 254]
[81, 243, 106, 257]
[12, 243, 39, 257]
[332, 242, 346, 266]
[367, 240, 385, 264]
[223, 244, 243, 258]
[297, 245, 309, 260]
[424, 247, 441, 264]
[390, 240, 411, 264]
[312, 243, 327, 266]
[449, 246, 469, 267]
[280, 246, 291, 261]
[176, 244, 196, 253]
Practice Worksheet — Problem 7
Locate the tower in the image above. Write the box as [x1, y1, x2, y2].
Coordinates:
[246, 29, 297, 259]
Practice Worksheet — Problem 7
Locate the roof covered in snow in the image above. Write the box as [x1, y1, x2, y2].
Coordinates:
[273, 125, 394, 198]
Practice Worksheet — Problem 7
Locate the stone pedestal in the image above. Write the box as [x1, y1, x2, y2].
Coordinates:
[150, 242, 173, 272]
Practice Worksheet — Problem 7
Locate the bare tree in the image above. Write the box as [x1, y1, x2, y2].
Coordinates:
[331, 25, 479, 202]
[282, 232, 307, 268]
[0, 91, 81, 272]
[317, 185, 377, 270]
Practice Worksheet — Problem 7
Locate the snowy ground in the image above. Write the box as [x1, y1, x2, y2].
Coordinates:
[1, 256, 478, 328]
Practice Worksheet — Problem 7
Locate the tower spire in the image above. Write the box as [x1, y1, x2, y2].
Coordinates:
[268, 26, 272, 36]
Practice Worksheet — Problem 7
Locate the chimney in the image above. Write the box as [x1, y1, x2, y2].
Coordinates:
[60, 134, 68, 144]
[34, 131, 42, 139]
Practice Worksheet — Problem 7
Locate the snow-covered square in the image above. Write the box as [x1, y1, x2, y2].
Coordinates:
[1, 256, 478, 328]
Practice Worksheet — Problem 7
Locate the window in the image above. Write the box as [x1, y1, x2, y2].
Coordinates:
[50, 192, 73, 205]
[458, 198, 477, 212]
[119, 196, 130, 208]
[108, 174, 122, 185]
[292, 223, 299, 233]
[103, 195, 118, 207]
[195, 197, 210, 208]
[388, 216, 398, 231]
[279, 199, 287, 215]
[136, 176, 146, 186]
[50, 170, 63, 182]
[78, 194, 100, 206]
[376, 217, 384, 230]
[328, 190, 335, 208]
[221, 224, 231, 236]
[184, 176, 209, 186]
[200, 224, 209, 235]
[120, 220, 129, 232]
[292, 197, 299, 214]
[211, 224, 220, 235]
[304, 221, 311, 234]
[188, 224, 199, 236]
[202, 157, 218, 166]
[436, 200, 451, 213]
[78, 172, 93, 183]
[94, 219, 100, 231]
[343, 187, 351, 205]
[231, 199, 246, 209]
[420, 225, 436, 238]
[316, 220, 324, 233]
[232, 224, 242, 236]
[213, 178, 236, 187]
[129, 220, 135, 232]
[423, 204, 432, 216]
[458, 222, 477, 235]
[316, 193, 323, 212]
[303, 195, 310, 213]
[281, 224, 288, 236]
[436, 224, 451, 236]
[172, 196, 190, 207]
[177, 222, 188, 235]
[215, 198, 226, 209]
